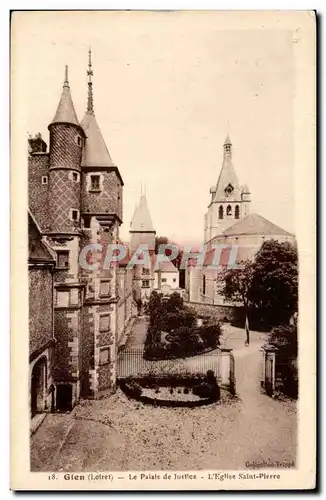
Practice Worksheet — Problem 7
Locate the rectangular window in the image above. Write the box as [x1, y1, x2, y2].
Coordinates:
[142, 268, 150, 275]
[57, 250, 69, 269]
[161, 278, 167, 283]
[99, 314, 110, 332]
[90, 175, 100, 191]
[142, 280, 150, 288]
[56, 290, 69, 308]
[71, 209, 79, 221]
[42, 176, 48, 185]
[173, 278, 176, 283]
[100, 281, 110, 297]
[83, 216, 91, 229]
[72, 172, 79, 182]
[99, 347, 110, 366]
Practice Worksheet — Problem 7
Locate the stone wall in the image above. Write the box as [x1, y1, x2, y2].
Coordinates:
[29, 267, 53, 358]
[186, 301, 244, 323]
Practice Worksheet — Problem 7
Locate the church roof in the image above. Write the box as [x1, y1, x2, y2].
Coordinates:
[130, 195, 155, 232]
[222, 213, 294, 237]
[50, 66, 79, 127]
[81, 112, 115, 167]
[214, 156, 240, 200]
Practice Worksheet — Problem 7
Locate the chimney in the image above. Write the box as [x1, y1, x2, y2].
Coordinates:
[28, 133, 47, 154]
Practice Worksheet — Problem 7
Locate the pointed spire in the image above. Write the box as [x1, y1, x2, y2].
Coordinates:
[214, 135, 239, 200]
[87, 48, 94, 114]
[130, 194, 155, 232]
[50, 65, 79, 126]
[64, 65, 69, 87]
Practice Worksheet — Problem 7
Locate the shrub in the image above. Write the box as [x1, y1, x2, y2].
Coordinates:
[124, 379, 142, 398]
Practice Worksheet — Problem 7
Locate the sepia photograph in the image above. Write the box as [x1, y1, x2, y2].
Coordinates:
[10, 9, 316, 490]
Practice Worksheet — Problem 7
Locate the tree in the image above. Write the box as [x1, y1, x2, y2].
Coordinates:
[155, 236, 169, 254]
[217, 239, 298, 329]
[217, 260, 254, 310]
[249, 240, 298, 325]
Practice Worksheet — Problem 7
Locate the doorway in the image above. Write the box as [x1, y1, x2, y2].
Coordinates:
[31, 357, 47, 418]
[56, 384, 73, 412]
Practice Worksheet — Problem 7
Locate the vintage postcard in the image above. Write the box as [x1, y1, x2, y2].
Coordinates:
[11, 10, 316, 490]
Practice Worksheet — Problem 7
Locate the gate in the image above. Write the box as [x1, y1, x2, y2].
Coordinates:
[229, 352, 236, 395]
[264, 351, 276, 397]
[117, 347, 222, 380]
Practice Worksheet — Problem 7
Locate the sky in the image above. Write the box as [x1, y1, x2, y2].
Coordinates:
[13, 11, 296, 244]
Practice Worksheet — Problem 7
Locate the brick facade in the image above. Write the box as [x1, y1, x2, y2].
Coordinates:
[28, 66, 136, 413]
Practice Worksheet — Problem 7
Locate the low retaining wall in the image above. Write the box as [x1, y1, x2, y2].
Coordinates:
[186, 302, 244, 323]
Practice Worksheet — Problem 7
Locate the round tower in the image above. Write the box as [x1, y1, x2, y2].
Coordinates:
[48, 66, 85, 234]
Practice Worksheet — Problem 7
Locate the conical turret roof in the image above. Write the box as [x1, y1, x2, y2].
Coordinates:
[81, 112, 115, 167]
[50, 66, 79, 126]
[130, 195, 155, 232]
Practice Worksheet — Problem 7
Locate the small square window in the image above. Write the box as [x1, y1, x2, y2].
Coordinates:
[90, 175, 100, 191]
[71, 209, 79, 221]
[42, 176, 48, 185]
[99, 347, 110, 365]
[161, 278, 167, 283]
[57, 250, 69, 268]
[173, 278, 176, 283]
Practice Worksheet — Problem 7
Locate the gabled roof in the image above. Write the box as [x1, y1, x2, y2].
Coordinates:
[50, 66, 79, 127]
[154, 259, 179, 273]
[222, 213, 294, 237]
[130, 195, 155, 232]
[28, 211, 55, 264]
[81, 112, 115, 167]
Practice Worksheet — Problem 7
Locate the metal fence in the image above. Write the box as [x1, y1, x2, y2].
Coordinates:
[116, 347, 221, 379]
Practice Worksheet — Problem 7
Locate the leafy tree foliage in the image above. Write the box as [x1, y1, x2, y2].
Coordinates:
[218, 239, 298, 327]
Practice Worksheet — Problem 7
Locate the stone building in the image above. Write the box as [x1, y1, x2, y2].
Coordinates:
[28, 52, 134, 413]
[187, 135, 296, 305]
[29, 211, 56, 418]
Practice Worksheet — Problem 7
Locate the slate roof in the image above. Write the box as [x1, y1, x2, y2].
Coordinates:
[222, 213, 294, 237]
[154, 259, 179, 273]
[51, 67, 79, 127]
[130, 195, 155, 232]
[81, 112, 115, 168]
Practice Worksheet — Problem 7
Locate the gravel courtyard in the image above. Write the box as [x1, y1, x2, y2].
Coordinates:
[31, 323, 297, 472]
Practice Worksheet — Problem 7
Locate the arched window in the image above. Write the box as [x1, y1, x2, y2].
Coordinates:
[235, 205, 240, 219]
[202, 274, 206, 295]
[218, 205, 223, 220]
[227, 205, 232, 217]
